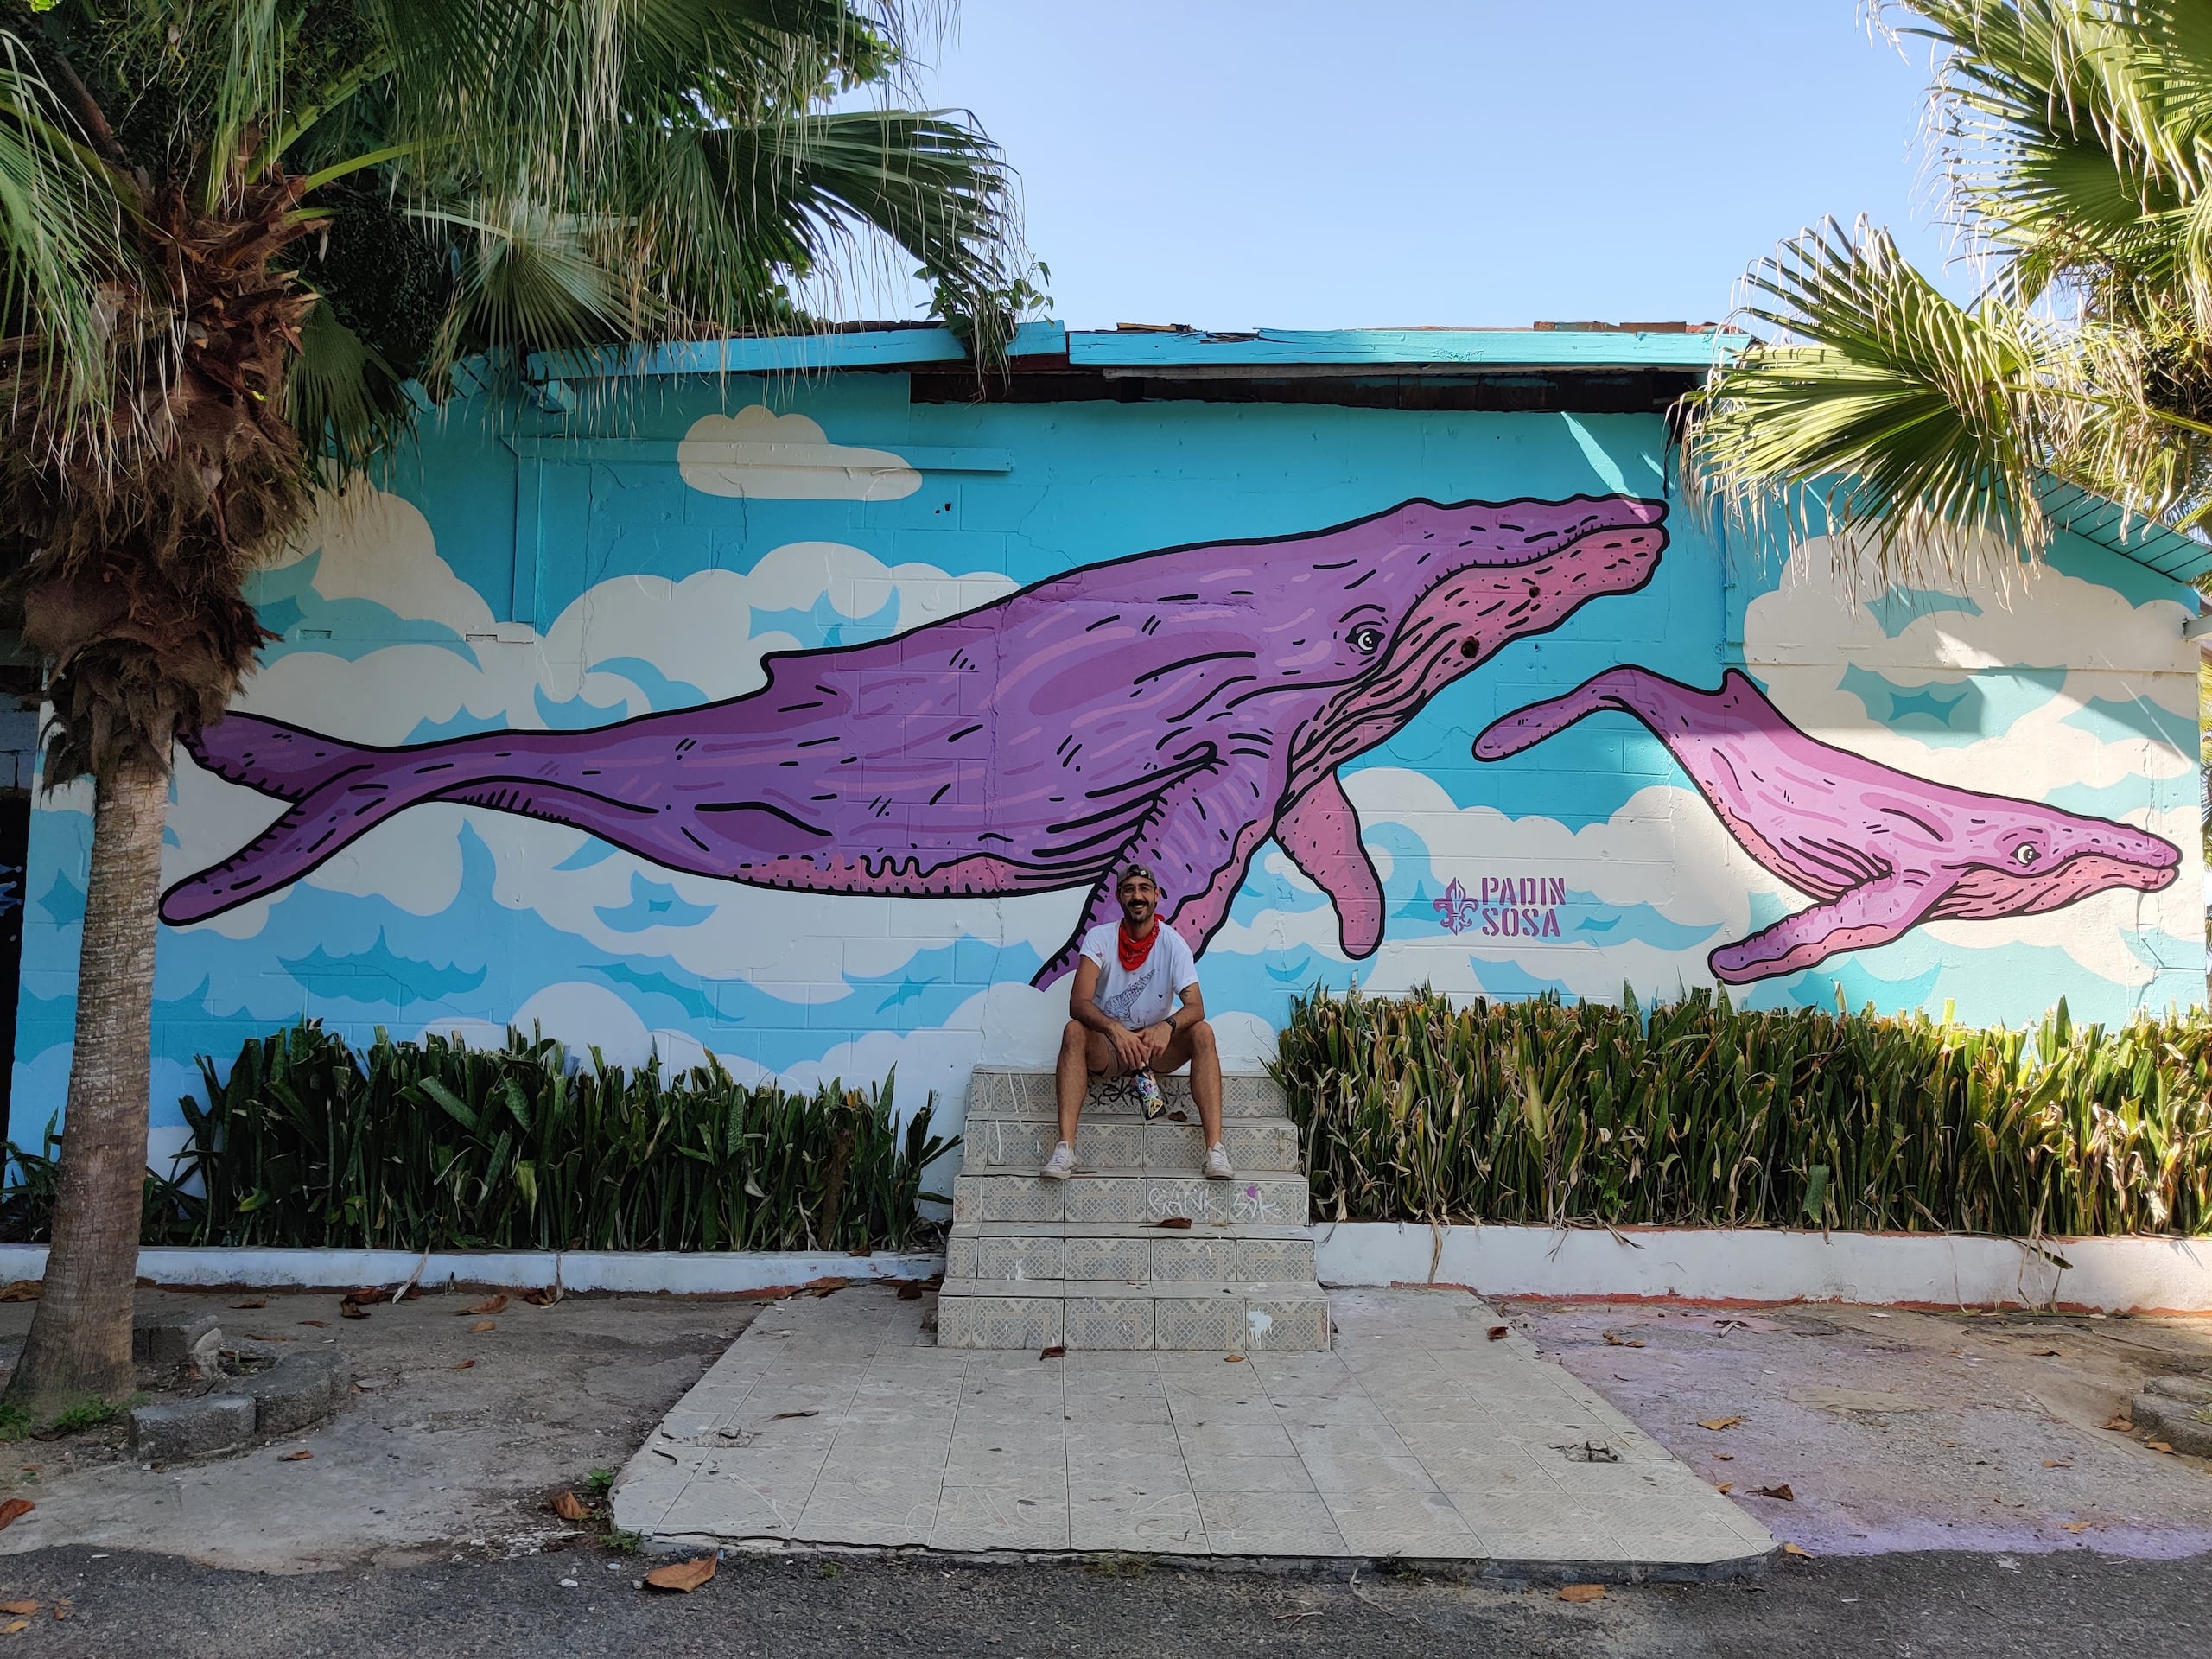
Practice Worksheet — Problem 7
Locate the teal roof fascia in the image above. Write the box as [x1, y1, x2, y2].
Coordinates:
[531, 319, 1067, 381]
[1065, 327, 1739, 371]
[2037, 479, 2212, 587]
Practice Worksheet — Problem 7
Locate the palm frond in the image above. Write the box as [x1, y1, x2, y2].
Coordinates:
[0, 29, 127, 439]
[1684, 217, 2063, 589]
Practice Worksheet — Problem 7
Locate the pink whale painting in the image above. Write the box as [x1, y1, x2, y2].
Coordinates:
[162, 496, 1669, 981]
[1474, 666, 2181, 983]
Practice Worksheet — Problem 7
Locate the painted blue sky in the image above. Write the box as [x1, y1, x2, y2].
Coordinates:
[844, 1, 1961, 330]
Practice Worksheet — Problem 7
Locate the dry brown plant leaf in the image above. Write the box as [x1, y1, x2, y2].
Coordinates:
[644, 1556, 717, 1593]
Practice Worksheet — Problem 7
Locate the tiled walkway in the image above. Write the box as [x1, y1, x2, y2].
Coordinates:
[613, 1285, 1773, 1570]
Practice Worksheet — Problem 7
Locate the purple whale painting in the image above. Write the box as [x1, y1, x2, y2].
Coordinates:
[162, 496, 1669, 980]
[1474, 666, 2182, 983]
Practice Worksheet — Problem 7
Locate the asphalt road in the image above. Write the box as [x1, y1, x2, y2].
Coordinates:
[0, 1544, 2205, 1657]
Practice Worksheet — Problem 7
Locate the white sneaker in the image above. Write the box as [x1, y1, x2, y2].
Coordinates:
[1203, 1142, 1234, 1180]
[1039, 1141, 1077, 1180]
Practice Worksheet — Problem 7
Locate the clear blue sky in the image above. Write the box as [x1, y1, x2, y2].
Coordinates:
[876, 0, 1960, 330]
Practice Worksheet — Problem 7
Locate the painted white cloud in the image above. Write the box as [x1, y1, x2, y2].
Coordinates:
[677, 406, 921, 499]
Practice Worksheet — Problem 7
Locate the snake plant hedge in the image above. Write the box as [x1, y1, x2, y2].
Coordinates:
[8, 1021, 956, 1251]
[1272, 988, 2212, 1237]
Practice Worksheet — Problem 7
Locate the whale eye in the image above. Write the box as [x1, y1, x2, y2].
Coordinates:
[2012, 842, 2041, 868]
[1348, 625, 1383, 655]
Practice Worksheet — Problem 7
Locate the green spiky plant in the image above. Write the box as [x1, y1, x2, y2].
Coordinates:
[0, 0, 1024, 1417]
[1683, 3, 2212, 588]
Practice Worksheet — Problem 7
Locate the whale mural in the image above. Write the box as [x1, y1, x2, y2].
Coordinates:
[1473, 666, 2183, 982]
[159, 495, 1669, 982]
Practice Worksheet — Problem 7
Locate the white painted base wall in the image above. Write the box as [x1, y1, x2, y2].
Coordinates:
[0, 1244, 938, 1297]
[0, 1228, 2202, 1312]
[1312, 1224, 2212, 1314]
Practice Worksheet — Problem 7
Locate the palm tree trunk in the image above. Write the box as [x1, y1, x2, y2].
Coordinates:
[4, 753, 168, 1418]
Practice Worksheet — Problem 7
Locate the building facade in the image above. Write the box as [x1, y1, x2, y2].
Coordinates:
[8, 324, 2206, 1165]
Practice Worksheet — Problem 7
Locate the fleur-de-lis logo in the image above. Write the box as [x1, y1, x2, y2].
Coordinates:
[1433, 877, 1479, 935]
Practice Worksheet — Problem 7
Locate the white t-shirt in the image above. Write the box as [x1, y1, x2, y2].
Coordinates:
[1080, 923, 1199, 1032]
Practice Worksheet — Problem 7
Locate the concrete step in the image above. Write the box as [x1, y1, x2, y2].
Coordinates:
[958, 1115, 1303, 1175]
[950, 1170, 1310, 1228]
[946, 1224, 1317, 1284]
[968, 1067, 1287, 1122]
[935, 1279, 1332, 1351]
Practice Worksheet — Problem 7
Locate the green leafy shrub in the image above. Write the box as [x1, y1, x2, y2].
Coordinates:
[7, 1021, 952, 1253]
[182, 1022, 957, 1252]
[1272, 988, 2212, 1237]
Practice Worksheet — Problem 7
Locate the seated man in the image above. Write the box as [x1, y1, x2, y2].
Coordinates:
[1039, 863, 1231, 1181]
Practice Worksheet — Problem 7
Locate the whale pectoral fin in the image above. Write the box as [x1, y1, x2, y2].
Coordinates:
[1275, 772, 1383, 958]
[1032, 755, 1287, 988]
[1709, 871, 1930, 984]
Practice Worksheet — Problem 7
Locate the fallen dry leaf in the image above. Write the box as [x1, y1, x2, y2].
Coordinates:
[644, 1555, 717, 1593]
[0, 1501, 33, 1532]
[1753, 1484, 1796, 1502]
[2063, 1521, 2097, 1533]
[279, 1450, 312, 1462]
[1154, 1217, 1192, 1230]
[768, 1410, 818, 1421]
[469, 1319, 497, 1333]
[1781, 1542, 1814, 1560]
[339, 1300, 370, 1321]
[1715, 1482, 1734, 1495]
[1038, 1345, 1066, 1360]
[1486, 1325, 1509, 1341]
[521, 1287, 561, 1306]
[298, 1319, 328, 1328]
[230, 1299, 267, 1310]
[1558, 1584, 1605, 1603]
[896, 1283, 924, 1300]
[0, 1603, 34, 1618]
[461, 1294, 508, 1317]
[0, 1282, 39, 1303]
[454, 1359, 476, 1370]
[2102, 1414, 2134, 1432]
[1697, 1416, 1745, 1433]
[552, 1490, 588, 1522]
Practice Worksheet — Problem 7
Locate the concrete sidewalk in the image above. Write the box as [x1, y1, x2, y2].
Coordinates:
[613, 1285, 1773, 1571]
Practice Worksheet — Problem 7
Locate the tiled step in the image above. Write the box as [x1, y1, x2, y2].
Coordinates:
[950, 1170, 1309, 1227]
[946, 1224, 1316, 1284]
[958, 1115, 1303, 1174]
[935, 1279, 1332, 1351]
[967, 1067, 1287, 1122]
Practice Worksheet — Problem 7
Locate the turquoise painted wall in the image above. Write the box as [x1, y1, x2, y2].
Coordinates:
[10, 375, 2203, 1165]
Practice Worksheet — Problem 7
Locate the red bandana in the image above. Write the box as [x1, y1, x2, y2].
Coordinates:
[1117, 921, 1159, 974]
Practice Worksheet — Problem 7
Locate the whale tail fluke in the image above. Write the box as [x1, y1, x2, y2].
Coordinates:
[164, 715, 468, 925]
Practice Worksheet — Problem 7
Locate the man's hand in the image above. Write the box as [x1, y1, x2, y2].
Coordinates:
[1108, 1022, 1152, 1073]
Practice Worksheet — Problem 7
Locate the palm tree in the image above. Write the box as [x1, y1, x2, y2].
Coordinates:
[1684, 2, 2212, 588]
[0, 0, 1025, 1419]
